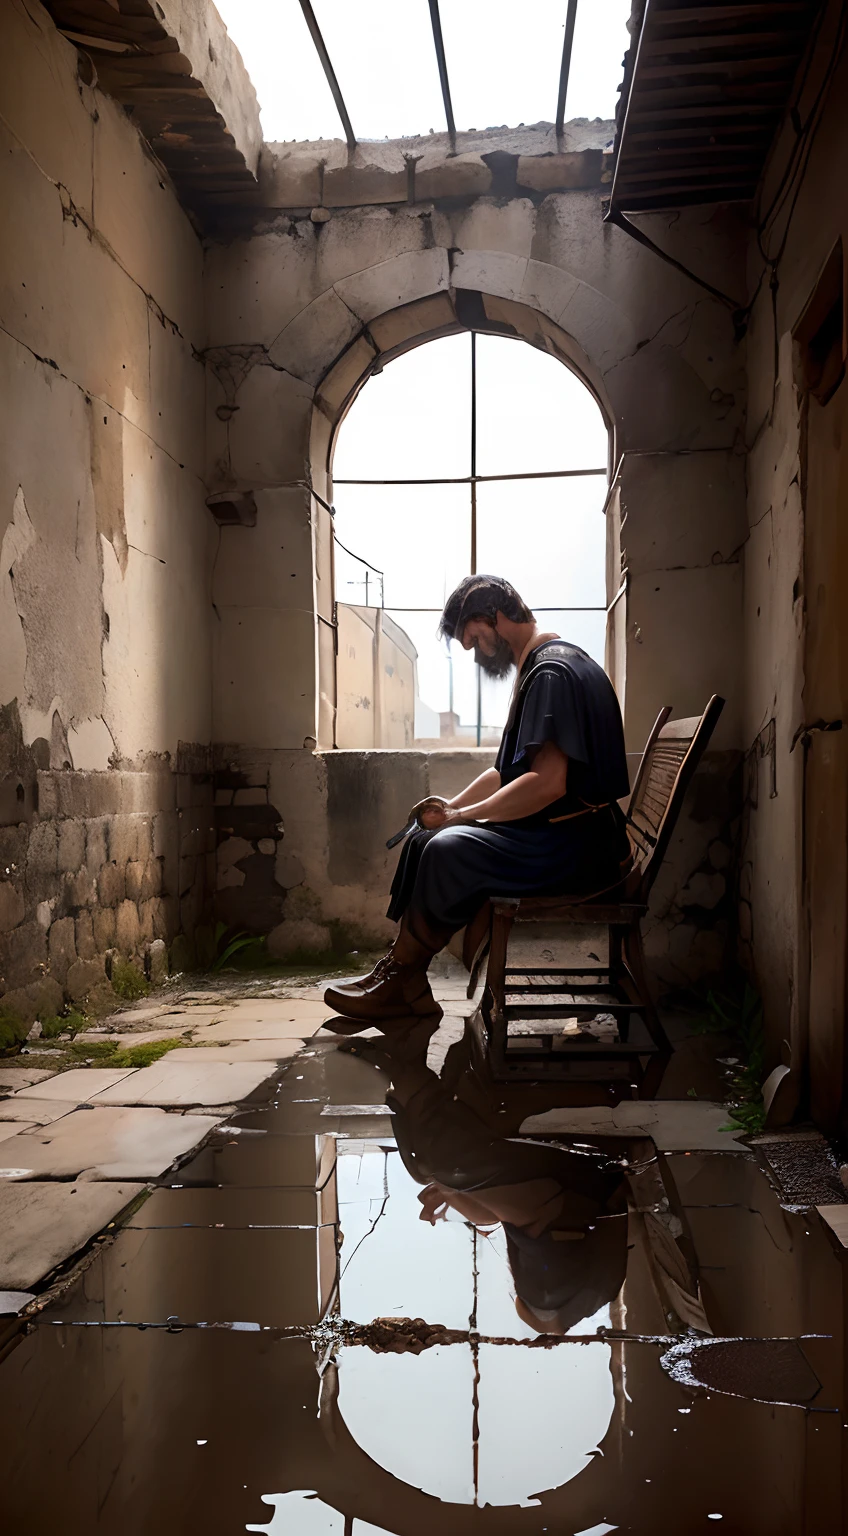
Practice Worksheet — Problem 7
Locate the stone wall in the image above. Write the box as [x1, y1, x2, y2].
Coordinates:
[1, 3, 759, 1014]
[214, 748, 497, 957]
[203, 128, 747, 980]
[0, 0, 215, 1025]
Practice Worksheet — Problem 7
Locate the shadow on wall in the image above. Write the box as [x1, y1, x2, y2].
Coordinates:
[210, 744, 741, 988]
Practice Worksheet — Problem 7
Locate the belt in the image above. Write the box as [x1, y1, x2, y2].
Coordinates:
[548, 801, 611, 825]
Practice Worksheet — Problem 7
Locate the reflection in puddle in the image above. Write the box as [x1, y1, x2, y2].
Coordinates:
[0, 1034, 846, 1533]
[246, 1490, 344, 1533]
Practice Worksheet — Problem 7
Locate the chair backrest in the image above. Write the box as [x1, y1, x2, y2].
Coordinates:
[626, 695, 725, 900]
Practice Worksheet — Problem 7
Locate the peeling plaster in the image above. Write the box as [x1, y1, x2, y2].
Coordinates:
[0, 487, 35, 706]
[67, 716, 116, 771]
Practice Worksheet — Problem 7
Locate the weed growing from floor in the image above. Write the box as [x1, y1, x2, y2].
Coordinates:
[69, 1038, 118, 1061]
[111, 1038, 183, 1068]
[210, 922, 268, 972]
[40, 1009, 89, 1040]
[111, 959, 150, 1001]
[0, 1007, 27, 1052]
[67, 1036, 184, 1068]
[691, 980, 766, 1134]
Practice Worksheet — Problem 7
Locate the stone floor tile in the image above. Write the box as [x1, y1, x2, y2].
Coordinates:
[258, 985, 326, 1001]
[14, 1069, 139, 1102]
[0, 1098, 76, 1126]
[194, 1022, 324, 1043]
[0, 1106, 223, 1180]
[817, 1204, 848, 1247]
[519, 1099, 747, 1151]
[89, 1059, 279, 1107]
[0, 1181, 145, 1289]
[221, 999, 329, 1019]
[0, 1068, 58, 1091]
[0, 1122, 36, 1144]
[163, 1042, 302, 1062]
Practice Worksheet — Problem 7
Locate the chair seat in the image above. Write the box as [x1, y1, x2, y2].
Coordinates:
[493, 895, 647, 922]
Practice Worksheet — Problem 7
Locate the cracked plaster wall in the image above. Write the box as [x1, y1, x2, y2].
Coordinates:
[0, 0, 215, 1019]
[203, 150, 747, 974]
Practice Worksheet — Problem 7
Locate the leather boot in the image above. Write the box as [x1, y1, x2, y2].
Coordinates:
[324, 948, 442, 1026]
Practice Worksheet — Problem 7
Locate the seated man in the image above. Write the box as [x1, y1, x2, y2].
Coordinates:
[325, 573, 632, 1028]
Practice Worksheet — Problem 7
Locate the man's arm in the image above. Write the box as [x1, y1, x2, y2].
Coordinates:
[420, 742, 567, 828]
[447, 767, 501, 809]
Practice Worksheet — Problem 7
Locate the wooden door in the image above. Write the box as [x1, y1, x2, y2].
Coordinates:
[802, 379, 848, 1131]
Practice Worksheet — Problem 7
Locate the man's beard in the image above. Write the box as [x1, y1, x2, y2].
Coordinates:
[474, 633, 514, 680]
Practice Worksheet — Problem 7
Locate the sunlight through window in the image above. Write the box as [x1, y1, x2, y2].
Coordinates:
[331, 334, 610, 748]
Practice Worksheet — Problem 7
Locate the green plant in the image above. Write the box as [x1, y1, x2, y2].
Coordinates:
[210, 921, 267, 972]
[692, 981, 767, 1136]
[111, 1037, 183, 1068]
[40, 1009, 89, 1041]
[111, 959, 150, 1001]
[69, 1038, 118, 1060]
[0, 1008, 27, 1053]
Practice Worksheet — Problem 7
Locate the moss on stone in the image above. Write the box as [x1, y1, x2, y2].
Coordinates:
[40, 1009, 89, 1040]
[0, 1007, 28, 1053]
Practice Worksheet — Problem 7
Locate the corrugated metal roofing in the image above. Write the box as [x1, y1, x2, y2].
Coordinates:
[610, 0, 824, 212]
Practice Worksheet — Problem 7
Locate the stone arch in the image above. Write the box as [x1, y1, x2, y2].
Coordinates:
[209, 226, 745, 974]
[304, 277, 620, 750]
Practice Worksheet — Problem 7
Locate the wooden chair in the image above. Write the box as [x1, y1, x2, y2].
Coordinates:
[468, 695, 725, 1092]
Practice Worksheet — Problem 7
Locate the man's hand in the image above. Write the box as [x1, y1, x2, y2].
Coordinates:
[418, 1185, 450, 1224]
[409, 795, 449, 831]
[414, 798, 473, 831]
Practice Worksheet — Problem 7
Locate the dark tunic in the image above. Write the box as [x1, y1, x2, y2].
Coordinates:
[388, 640, 631, 932]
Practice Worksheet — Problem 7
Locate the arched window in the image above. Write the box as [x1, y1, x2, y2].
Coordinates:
[331, 333, 610, 748]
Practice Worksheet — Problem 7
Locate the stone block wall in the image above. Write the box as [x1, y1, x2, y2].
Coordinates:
[211, 743, 740, 987]
[0, 1, 215, 1019]
[1, 716, 214, 1024]
[213, 748, 497, 957]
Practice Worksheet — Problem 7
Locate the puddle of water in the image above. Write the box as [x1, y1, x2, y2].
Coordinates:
[0, 1032, 845, 1532]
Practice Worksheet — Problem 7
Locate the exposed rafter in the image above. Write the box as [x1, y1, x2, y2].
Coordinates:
[556, 0, 580, 136]
[428, 0, 457, 144]
[610, 0, 824, 213]
[298, 0, 356, 149]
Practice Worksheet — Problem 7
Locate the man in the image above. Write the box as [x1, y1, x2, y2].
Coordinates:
[325, 574, 632, 1029]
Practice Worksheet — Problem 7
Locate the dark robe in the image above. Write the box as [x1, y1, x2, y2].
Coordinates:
[388, 640, 631, 933]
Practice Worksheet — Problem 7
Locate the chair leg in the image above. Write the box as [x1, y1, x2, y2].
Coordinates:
[609, 925, 624, 984]
[483, 900, 517, 1067]
[609, 924, 630, 1041]
[622, 922, 672, 1058]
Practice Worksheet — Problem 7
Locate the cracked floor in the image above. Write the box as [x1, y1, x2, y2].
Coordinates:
[1, 962, 847, 1534]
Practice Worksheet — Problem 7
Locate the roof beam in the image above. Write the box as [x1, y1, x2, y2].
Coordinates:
[556, 0, 580, 138]
[298, 0, 356, 150]
[651, 3, 808, 24]
[428, 0, 456, 145]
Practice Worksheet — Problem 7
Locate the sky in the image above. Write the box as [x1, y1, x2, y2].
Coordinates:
[214, 1, 632, 142]
[332, 334, 609, 729]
